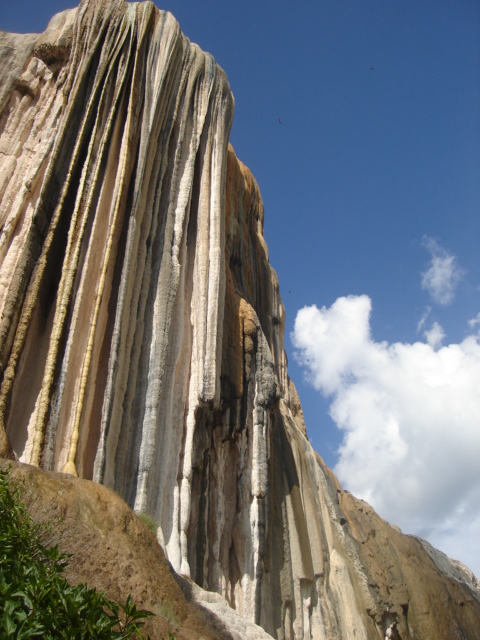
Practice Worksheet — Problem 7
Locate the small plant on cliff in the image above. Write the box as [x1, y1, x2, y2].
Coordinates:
[157, 600, 179, 631]
[136, 512, 158, 538]
[0, 467, 153, 639]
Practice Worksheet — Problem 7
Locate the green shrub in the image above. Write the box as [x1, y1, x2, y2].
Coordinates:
[0, 467, 153, 639]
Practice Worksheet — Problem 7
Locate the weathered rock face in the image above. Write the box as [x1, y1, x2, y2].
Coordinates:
[0, 458, 252, 640]
[1, 2, 479, 638]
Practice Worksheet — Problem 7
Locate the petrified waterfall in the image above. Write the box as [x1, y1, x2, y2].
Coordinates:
[1, 2, 479, 638]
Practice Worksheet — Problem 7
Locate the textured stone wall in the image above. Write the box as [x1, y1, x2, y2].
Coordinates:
[1, 2, 479, 638]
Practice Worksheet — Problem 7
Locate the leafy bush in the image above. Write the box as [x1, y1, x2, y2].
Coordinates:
[0, 467, 153, 639]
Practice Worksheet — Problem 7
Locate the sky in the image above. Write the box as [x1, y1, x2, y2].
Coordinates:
[1, 1, 479, 577]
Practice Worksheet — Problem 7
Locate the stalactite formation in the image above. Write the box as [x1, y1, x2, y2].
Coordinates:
[1, 2, 479, 638]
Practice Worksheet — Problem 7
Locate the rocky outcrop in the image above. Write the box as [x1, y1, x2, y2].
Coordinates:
[0, 457, 274, 640]
[1, 2, 479, 638]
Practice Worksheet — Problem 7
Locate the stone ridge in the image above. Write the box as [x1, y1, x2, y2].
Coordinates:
[0, 1, 479, 638]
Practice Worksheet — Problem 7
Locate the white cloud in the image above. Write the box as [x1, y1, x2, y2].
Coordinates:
[292, 295, 480, 577]
[424, 321, 445, 349]
[417, 307, 445, 349]
[469, 312, 480, 334]
[421, 237, 465, 305]
[416, 306, 431, 333]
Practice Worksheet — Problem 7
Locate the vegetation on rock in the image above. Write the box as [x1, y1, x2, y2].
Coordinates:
[0, 468, 153, 639]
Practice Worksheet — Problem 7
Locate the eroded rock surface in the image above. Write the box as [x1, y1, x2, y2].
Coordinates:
[0, 458, 242, 640]
[1, 2, 479, 638]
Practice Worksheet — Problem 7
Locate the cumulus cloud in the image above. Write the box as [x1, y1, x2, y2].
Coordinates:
[421, 237, 465, 305]
[417, 308, 445, 348]
[424, 321, 445, 349]
[292, 295, 480, 575]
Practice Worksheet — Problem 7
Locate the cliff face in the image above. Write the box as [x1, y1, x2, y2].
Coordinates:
[0, 2, 479, 639]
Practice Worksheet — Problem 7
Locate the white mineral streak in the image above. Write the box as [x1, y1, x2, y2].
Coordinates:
[0, 2, 389, 638]
[187, 578, 275, 640]
[280, 410, 371, 640]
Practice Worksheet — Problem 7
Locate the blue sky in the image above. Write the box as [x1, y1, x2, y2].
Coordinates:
[1, 1, 479, 576]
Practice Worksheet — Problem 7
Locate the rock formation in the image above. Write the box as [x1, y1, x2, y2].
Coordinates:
[0, 1, 479, 638]
[1, 457, 260, 640]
